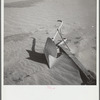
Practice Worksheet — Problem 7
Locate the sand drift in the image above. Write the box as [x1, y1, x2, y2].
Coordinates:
[4, 0, 96, 85]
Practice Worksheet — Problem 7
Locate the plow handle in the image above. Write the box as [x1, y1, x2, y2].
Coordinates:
[52, 20, 63, 41]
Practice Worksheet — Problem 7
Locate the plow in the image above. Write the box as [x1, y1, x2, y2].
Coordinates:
[43, 20, 96, 85]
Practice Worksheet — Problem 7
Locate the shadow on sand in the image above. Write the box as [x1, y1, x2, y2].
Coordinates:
[4, 0, 43, 8]
[26, 38, 48, 65]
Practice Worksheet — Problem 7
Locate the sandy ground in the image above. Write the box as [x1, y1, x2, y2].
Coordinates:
[4, 0, 96, 85]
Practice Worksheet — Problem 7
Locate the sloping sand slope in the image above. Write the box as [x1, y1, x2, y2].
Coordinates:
[4, 0, 96, 85]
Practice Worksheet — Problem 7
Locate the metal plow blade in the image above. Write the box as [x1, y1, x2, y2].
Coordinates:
[44, 37, 57, 68]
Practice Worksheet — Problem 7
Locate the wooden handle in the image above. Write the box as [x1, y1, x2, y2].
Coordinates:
[52, 20, 63, 41]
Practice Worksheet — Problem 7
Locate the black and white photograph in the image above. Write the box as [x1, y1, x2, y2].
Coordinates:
[4, 0, 97, 85]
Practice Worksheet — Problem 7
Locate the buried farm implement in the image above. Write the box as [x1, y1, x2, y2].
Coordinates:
[43, 20, 96, 85]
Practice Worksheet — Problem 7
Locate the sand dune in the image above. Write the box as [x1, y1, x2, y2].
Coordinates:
[4, 0, 96, 85]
